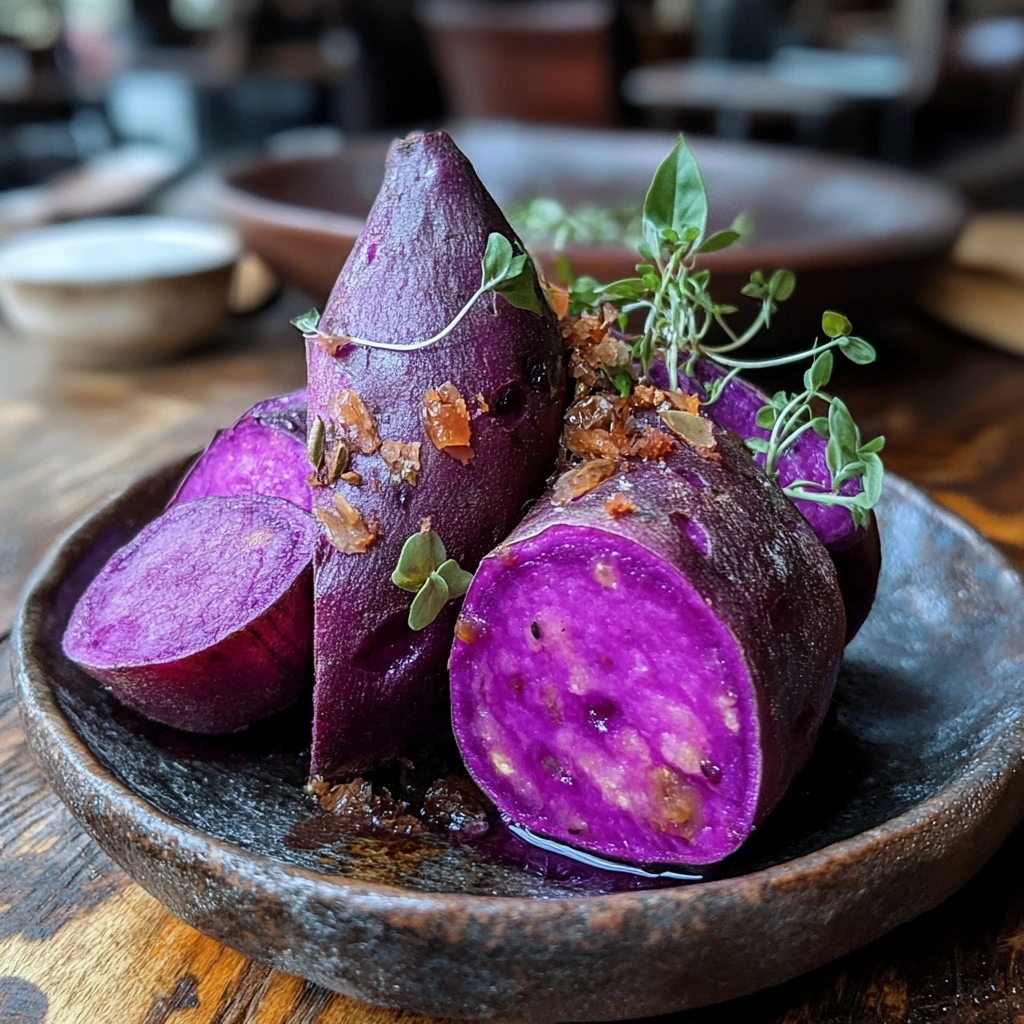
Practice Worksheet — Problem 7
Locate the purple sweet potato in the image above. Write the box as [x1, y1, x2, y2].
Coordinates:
[306, 130, 566, 779]
[171, 390, 311, 511]
[63, 494, 313, 733]
[449, 430, 845, 866]
[652, 358, 880, 642]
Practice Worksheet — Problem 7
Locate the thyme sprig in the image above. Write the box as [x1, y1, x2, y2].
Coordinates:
[290, 232, 545, 352]
[565, 134, 885, 522]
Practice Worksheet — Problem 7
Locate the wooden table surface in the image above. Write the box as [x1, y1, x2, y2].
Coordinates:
[5, 301, 1024, 1024]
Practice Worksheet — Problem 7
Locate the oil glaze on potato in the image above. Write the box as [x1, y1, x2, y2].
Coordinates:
[449, 432, 845, 867]
[307, 130, 566, 779]
[653, 358, 880, 642]
[171, 390, 310, 511]
[62, 494, 313, 734]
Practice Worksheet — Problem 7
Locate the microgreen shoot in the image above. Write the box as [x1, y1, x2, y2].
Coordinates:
[292, 233, 545, 354]
[392, 527, 473, 630]
[567, 133, 886, 524]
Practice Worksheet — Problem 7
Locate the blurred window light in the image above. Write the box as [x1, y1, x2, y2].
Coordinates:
[107, 70, 199, 157]
[64, 0, 129, 31]
[961, 17, 1024, 67]
[170, 0, 231, 32]
[0, 0, 61, 48]
[0, 41, 31, 96]
[653, 0, 694, 32]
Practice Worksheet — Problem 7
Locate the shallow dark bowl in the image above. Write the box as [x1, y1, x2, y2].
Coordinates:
[210, 123, 967, 333]
[13, 460, 1024, 1021]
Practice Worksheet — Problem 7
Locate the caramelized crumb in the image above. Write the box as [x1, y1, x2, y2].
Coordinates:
[604, 492, 636, 518]
[331, 389, 381, 455]
[421, 775, 490, 837]
[660, 410, 716, 451]
[542, 280, 570, 319]
[380, 440, 422, 486]
[310, 777, 424, 836]
[662, 390, 700, 414]
[317, 334, 350, 357]
[315, 494, 380, 553]
[552, 458, 617, 505]
[475, 393, 490, 414]
[339, 471, 362, 486]
[423, 382, 474, 463]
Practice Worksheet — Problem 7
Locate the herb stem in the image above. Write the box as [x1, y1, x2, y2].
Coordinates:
[710, 337, 843, 371]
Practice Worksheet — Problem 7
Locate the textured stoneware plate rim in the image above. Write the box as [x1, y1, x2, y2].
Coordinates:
[11, 464, 1024, 1018]
[213, 130, 967, 272]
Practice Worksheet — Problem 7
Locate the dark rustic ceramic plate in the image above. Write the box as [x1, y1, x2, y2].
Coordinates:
[210, 122, 966, 331]
[13, 459, 1024, 1021]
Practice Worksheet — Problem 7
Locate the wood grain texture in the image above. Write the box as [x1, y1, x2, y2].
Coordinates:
[4, 306, 1024, 1021]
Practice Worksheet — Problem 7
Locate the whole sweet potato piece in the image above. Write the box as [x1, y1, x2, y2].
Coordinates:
[449, 430, 845, 866]
[171, 390, 311, 512]
[306, 130, 566, 778]
[63, 494, 313, 733]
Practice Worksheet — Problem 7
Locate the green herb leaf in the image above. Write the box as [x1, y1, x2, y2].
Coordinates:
[731, 211, 754, 237]
[770, 391, 789, 410]
[804, 350, 833, 392]
[745, 437, 771, 454]
[408, 572, 449, 631]
[810, 416, 829, 438]
[839, 335, 877, 365]
[642, 134, 708, 254]
[492, 259, 544, 315]
[481, 232, 514, 289]
[291, 308, 321, 333]
[608, 370, 633, 397]
[697, 228, 740, 254]
[822, 310, 853, 339]
[860, 452, 884, 507]
[860, 435, 886, 454]
[756, 405, 777, 429]
[392, 529, 447, 593]
[769, 270, 796, 302]
[828, 397, 859, 459]
[436, 558, 474, 600]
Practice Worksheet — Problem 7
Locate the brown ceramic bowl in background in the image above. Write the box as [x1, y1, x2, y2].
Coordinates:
[13, 459, 1024, 1021]
[210, 122, 967, 334]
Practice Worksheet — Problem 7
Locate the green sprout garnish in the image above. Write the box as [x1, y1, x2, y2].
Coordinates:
[292, 233, 545, 354]
[566, 133, 885, 523]
[392, 527, 474, 631]
[509, 197, 643, 251]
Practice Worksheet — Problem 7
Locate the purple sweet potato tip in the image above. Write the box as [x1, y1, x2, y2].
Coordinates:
[171, 390, 311, 512]
[306, 130, 567, 779]
[652, 358, 880, 642]
[450, 432, 846, 867]
[63, 494, 314, 734]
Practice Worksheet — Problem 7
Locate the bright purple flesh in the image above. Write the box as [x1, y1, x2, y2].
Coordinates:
[63, 494, 314, 734]
[450, 432, 846, 866]
[652, 358, 880, 642]
[171, 390, 310, 512]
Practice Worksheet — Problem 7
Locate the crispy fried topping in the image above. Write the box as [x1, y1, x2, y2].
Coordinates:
[475, 393, 490, 414]
[552, 459, 617, 505]
[315, 494, 379, 553]
[309, 777, 424, 836]
[339, 470, 362, 486]
[331, 389, 380, 455]
[542, 280, 570, 319]
[380, 440, 422, 486]
[604, 492, 637, 518]
[423, 382, 474, 464]
[660, 410, 716, 451]
[317, 334, 351, 357]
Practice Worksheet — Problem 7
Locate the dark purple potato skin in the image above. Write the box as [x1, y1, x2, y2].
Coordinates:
[170, 391, 311, 512]
[307, 130, 567, 779]
[651, 358, 879, 642]
[62, 495, 314, 734]
[450, 431, 846, 865]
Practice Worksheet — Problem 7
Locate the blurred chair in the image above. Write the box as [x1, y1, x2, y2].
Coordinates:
[417, 0, 616, 126]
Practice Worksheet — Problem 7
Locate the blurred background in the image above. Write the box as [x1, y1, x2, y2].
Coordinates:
[2, 0, 1024, 363]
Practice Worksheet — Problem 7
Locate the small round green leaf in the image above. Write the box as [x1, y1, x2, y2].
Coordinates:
[860, 434, 886, 454]
[804, 350, 833, 392]
[756, 405, 777, 429]
[436, 559, 474, 600]
[769, 269, 796, 302]
[482, 233, 514, 287]
[839, 335, 876, 365]
[822, 310, 852, 339]
[697, 228, 740, 254]
[745, 437, 770, 454]
[290, 308, 321, 333]
[408, 572, 450, 631]
[392, 529, 447, 593]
